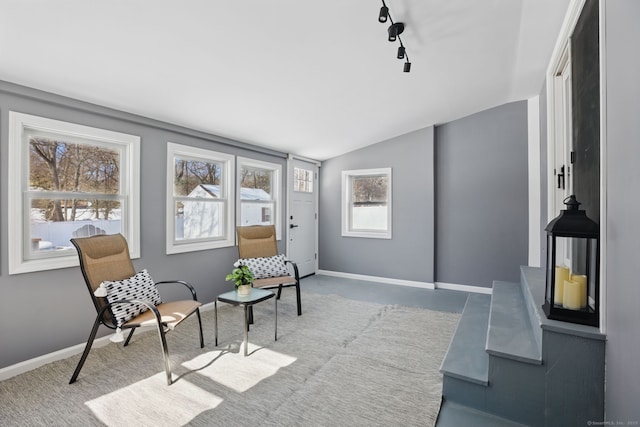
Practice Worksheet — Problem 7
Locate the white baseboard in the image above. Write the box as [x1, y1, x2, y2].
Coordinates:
[0, 335, 112, 382]
[435, 281, 493, 295]
[317, 270, 435, 290]
[316, 271, 494, 295]
[0, 303, 218, 382]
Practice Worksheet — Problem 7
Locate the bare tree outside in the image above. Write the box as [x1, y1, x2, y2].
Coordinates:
[173, 158, 220, 196]
[29, 137, 120, 221]
[240, 166, 271, 194]
[353, 175, 388, 205]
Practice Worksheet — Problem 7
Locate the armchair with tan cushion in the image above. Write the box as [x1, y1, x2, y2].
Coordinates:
[69, 233, 204, 385]
[236, 225, 302, 316]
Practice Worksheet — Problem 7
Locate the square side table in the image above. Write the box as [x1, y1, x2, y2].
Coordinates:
[215, 288, 277, 356]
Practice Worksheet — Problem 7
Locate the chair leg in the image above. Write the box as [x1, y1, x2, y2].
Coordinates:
[69, 314, 103, 384]
[153, 318, 172, 385]
[276, 284, 283, 299]
[296, 282, 302, 316]
[196, 308, 204, 348]
[123, 327, 136, 346]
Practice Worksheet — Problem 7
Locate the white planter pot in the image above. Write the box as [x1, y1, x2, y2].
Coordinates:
[237, 284, 252, 296]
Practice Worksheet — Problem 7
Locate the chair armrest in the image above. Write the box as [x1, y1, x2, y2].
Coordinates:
[284, 259, 300, 281]
[155, 280, 198, 301]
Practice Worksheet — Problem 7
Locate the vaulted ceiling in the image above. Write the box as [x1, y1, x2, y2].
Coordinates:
[0, 0, 570, 160]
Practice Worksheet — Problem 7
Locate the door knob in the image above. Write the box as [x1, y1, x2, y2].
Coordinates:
[290, 224, 299, 229]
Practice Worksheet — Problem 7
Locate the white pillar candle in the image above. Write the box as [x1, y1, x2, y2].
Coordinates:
[554, 266, 570, 304]
[563, 280, 582, 310]
[571, 274, 588, 309]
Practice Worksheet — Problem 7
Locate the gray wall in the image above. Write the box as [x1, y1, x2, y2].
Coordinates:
[319, 127, 435, 283]
[0, 81, 287, 370]
[319, 101, 529, 289]
[602, 0, 640, 420]
[435, 101, 529, 288]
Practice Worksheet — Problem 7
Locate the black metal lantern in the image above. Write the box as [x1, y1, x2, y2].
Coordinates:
[543, 195, 599, 327]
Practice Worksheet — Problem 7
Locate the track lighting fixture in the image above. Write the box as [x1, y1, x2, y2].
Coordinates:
[377, 1, 412, 72]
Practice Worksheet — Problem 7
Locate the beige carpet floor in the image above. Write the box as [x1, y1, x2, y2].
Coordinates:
[0, 290, 460, 426]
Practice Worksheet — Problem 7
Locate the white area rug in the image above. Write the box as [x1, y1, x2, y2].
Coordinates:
[0, 291, 460, 426]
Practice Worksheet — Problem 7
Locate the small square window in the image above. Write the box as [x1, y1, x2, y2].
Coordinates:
[294, 167, 313, 193]
[342, 168, 392, 239]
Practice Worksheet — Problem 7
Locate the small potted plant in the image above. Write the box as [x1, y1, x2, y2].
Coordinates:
[225, 261, 254, 296]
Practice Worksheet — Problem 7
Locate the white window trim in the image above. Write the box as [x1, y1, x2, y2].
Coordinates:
[341, 167, 392, 239]
[166, 142, 235, 254]
[8, 111, 141, 275]
[236, 157, 282, 240]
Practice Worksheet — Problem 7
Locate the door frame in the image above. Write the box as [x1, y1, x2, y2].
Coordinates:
[286, 154, 321, 275]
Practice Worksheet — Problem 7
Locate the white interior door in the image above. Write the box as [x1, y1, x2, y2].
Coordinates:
[287, 157, 318, 278]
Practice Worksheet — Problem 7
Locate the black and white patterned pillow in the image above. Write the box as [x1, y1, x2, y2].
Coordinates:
[239, 255, 289, 279]
[100, 270, 162, 327]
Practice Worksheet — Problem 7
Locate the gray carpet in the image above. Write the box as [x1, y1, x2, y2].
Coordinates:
[0, 291, 460, 426]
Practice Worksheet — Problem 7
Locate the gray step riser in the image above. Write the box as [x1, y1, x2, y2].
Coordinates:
[443, 356, 546, 426]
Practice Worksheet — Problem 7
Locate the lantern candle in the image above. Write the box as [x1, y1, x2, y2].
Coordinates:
[554, 266, 570, 304]
[563, 280, 582, 310]
[571, 274, 588, 309]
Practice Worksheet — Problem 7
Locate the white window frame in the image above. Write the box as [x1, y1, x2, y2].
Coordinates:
[237, 157, 282, 240]
[341, 167, 392, 239]
[293, 166, 314, 193]
[166, 142, 235, 254]
[8, 112, 140, 275]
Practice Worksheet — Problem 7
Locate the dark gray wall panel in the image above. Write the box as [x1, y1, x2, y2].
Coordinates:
[435, 101, 528, 288]
[572, 0, 600, 225]
[319, 127, 435, 283]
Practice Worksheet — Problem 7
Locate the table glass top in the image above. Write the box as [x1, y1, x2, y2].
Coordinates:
[217, 287, 274, 304]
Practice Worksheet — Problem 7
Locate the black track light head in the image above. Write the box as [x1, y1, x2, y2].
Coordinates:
[404, 61, 411, 73]
[378, 5, 388, 23]
[397, 46, 405, 59]
[388, 22, 404, 42]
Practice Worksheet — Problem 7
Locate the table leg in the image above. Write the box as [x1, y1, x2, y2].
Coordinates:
[244, 304, 249, 356]
[214, 300, 218, 346]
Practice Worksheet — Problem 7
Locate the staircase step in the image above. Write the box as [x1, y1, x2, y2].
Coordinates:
[440, 294, 491, 385]
[436, 400, 528, 427]
[486, 281, 542, 365]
